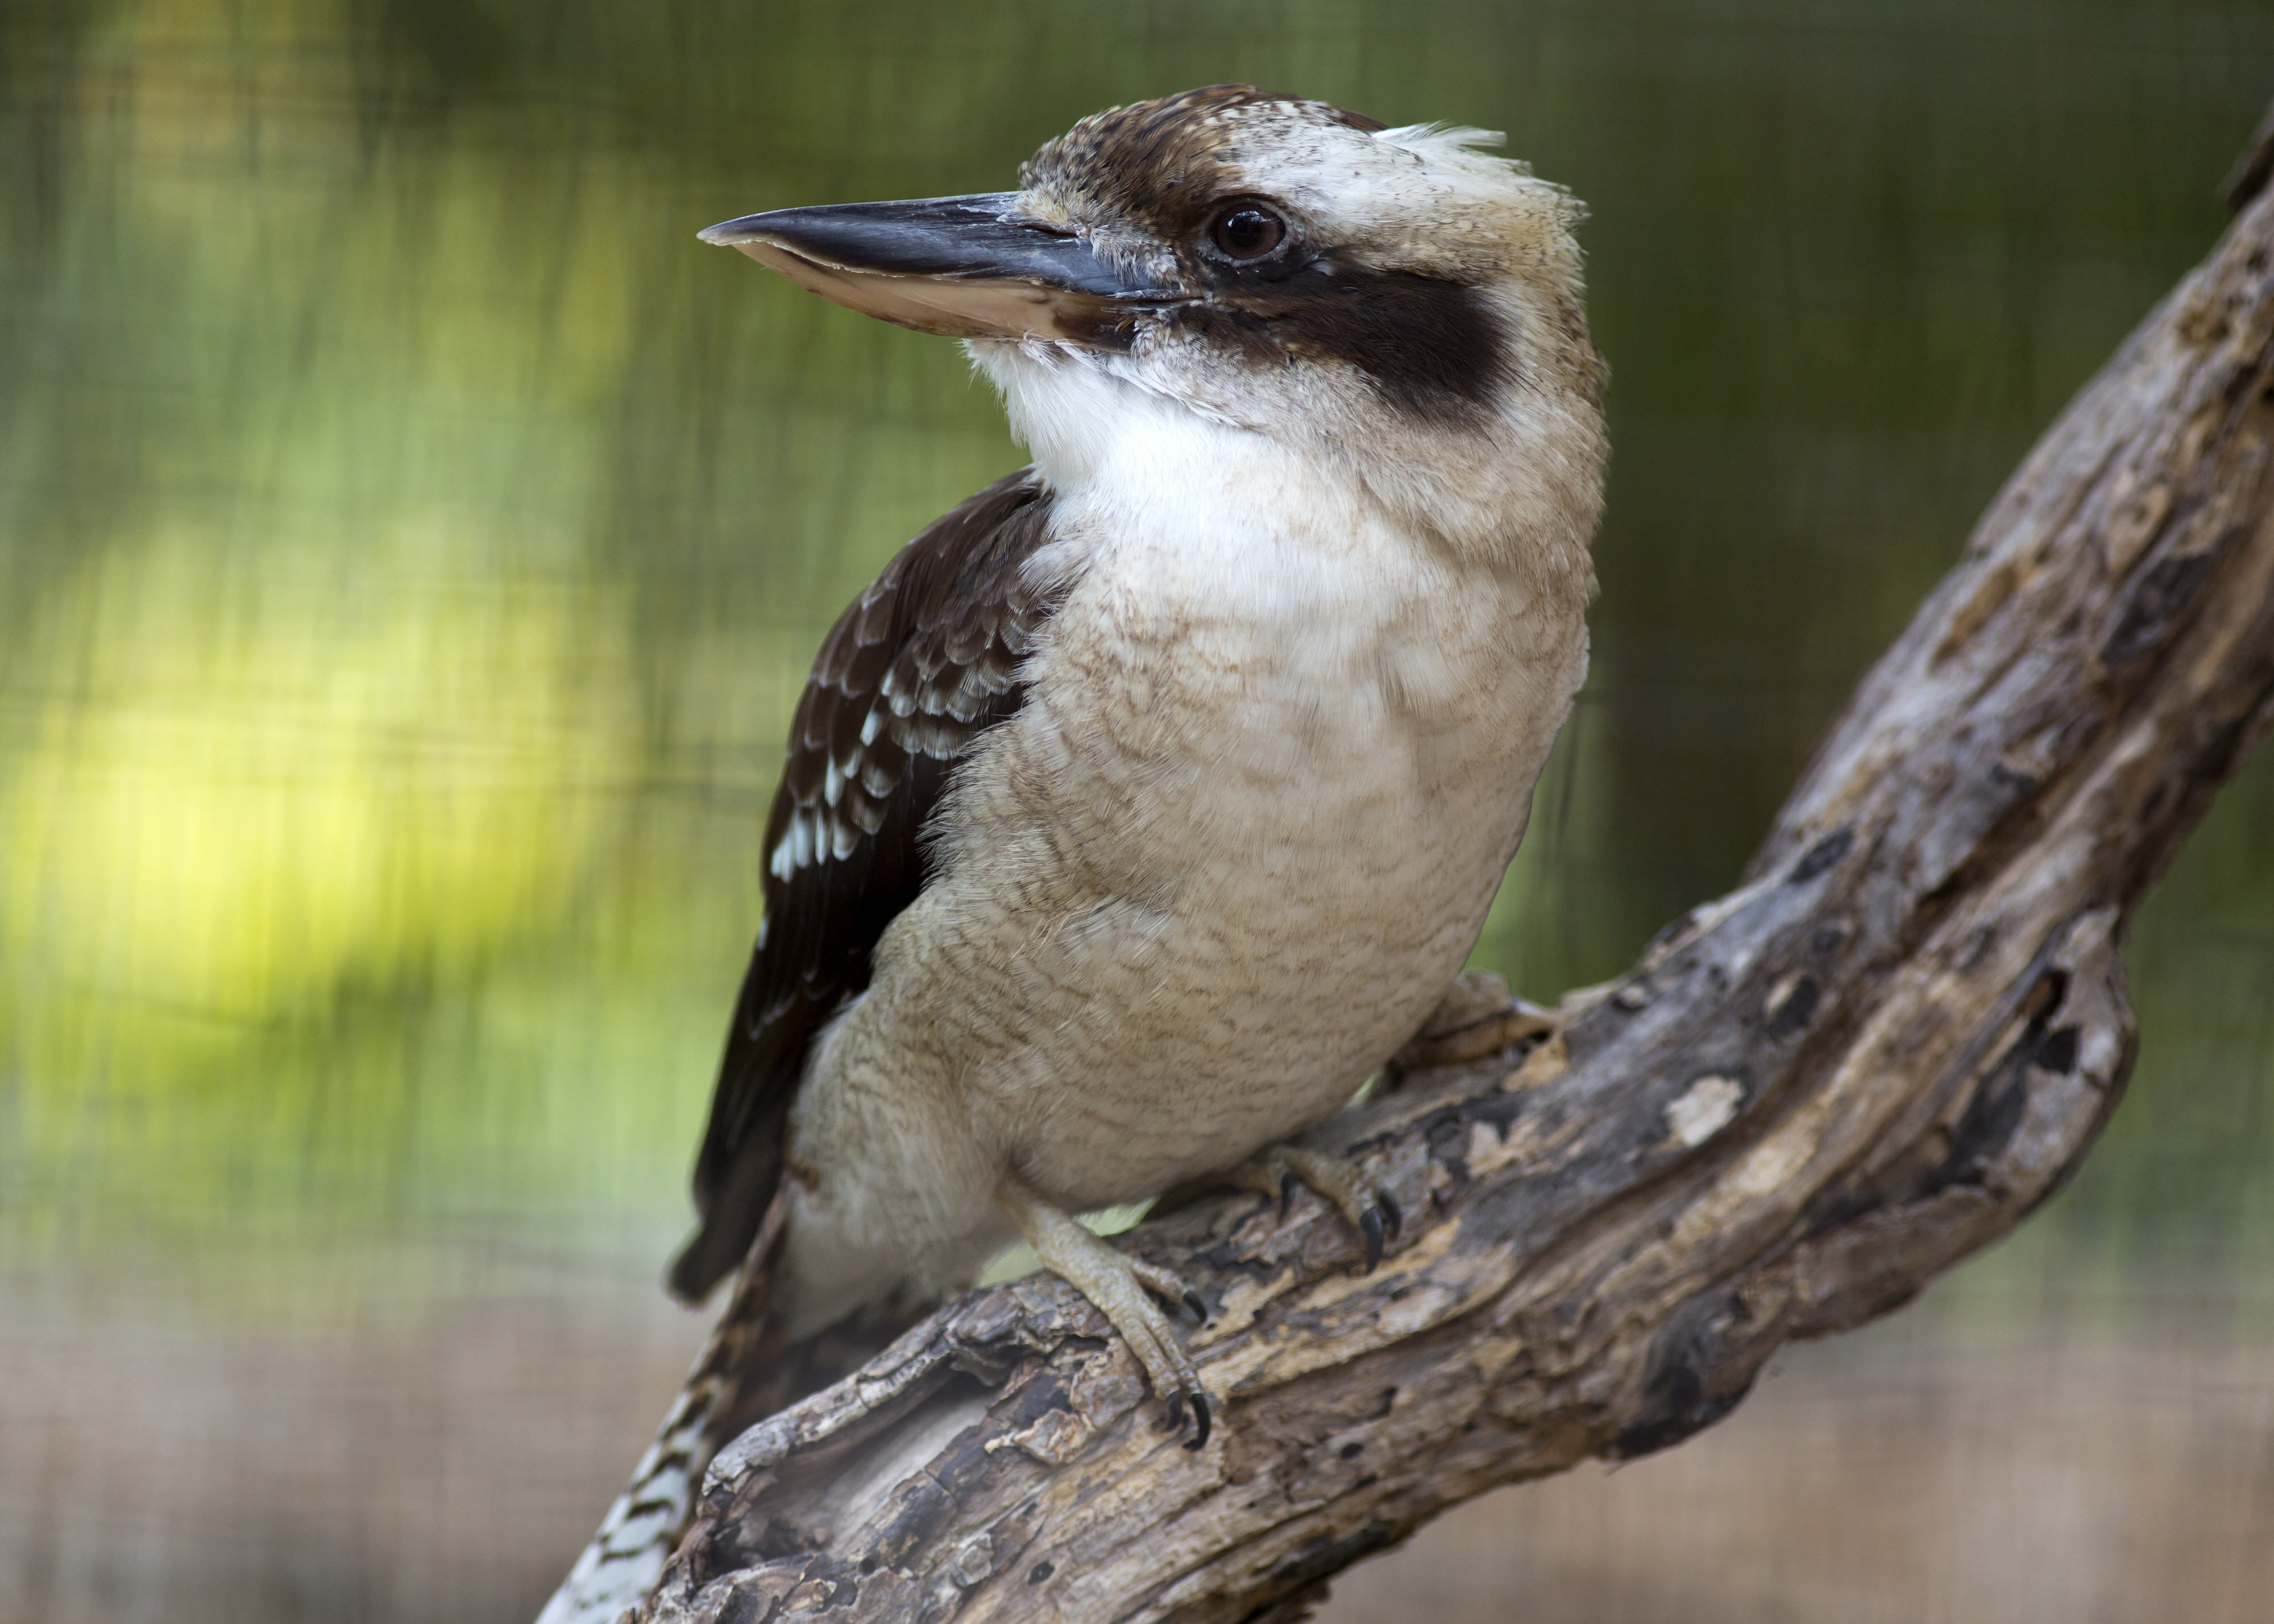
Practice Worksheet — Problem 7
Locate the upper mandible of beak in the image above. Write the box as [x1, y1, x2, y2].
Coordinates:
[699, 192, 1181, 346]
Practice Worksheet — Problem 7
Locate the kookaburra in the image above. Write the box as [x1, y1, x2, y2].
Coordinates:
[540, 84, 1605, 1622]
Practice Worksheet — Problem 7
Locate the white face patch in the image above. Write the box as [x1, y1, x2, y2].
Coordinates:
[968, 341, 1235, 490]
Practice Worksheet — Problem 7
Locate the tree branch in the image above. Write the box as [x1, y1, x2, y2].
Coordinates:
[638, 134, 2274, 1624]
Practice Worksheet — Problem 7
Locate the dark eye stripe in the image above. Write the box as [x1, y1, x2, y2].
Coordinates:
[1168, 266, 1514, 427]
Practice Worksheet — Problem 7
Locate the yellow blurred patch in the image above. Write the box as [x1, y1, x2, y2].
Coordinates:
[1, 514, 640, 1082]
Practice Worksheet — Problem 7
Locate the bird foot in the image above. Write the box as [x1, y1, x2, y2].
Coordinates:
[1222, 1144, 1402, 1270]
[1383, 970, 1557, 1085]
[996, 1176, 1211, 1448]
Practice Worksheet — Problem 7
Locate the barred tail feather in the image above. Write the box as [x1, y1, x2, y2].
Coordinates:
[534, 1198, 790, 1624]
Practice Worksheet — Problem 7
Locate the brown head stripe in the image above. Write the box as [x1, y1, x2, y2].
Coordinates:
[1021, 84, 1385, 238]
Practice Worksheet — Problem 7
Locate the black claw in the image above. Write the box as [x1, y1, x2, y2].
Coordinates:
[1183, 1388, 1211, 1451]
[1183, 1288, 1209, 1324]
[1360, 1206, 1385, 1271]
[1376, 1187, 1404, 1241]
[1164, 1392, 1186, 1434]
[1278, 1170, 1298, 1218]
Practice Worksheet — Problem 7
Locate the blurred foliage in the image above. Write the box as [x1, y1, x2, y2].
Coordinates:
[0, 0, 2268, 1287]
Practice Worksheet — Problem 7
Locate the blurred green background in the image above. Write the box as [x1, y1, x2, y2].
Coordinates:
[1, 3, 2271, 1621]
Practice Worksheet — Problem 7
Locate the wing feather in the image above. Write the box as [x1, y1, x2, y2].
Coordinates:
[666, 467, 1063, 1302]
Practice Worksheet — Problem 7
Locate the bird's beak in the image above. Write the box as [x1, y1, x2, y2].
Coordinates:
[699, 192, 1179, 345]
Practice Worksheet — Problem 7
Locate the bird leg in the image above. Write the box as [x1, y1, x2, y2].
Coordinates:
[1222, 1144, 1403, 1270]
[995, 1174, 1212, 1448]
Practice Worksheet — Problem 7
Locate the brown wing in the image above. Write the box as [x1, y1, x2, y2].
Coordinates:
[666, 468, 1064, 1302]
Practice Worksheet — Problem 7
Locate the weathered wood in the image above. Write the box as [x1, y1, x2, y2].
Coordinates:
[637, 140, 2274, 1624]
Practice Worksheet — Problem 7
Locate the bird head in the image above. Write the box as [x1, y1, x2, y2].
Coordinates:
[703, 86, 1605, 562]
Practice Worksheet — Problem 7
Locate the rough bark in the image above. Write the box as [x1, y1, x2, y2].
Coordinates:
[638, 135, 2274, 1624]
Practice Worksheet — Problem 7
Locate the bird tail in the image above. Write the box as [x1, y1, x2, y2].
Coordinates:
[534, 1195, 929, 1624]
[533, 1195, 792, 1624]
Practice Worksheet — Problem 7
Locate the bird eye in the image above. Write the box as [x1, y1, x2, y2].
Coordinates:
[1205, 200, 1288, 261]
